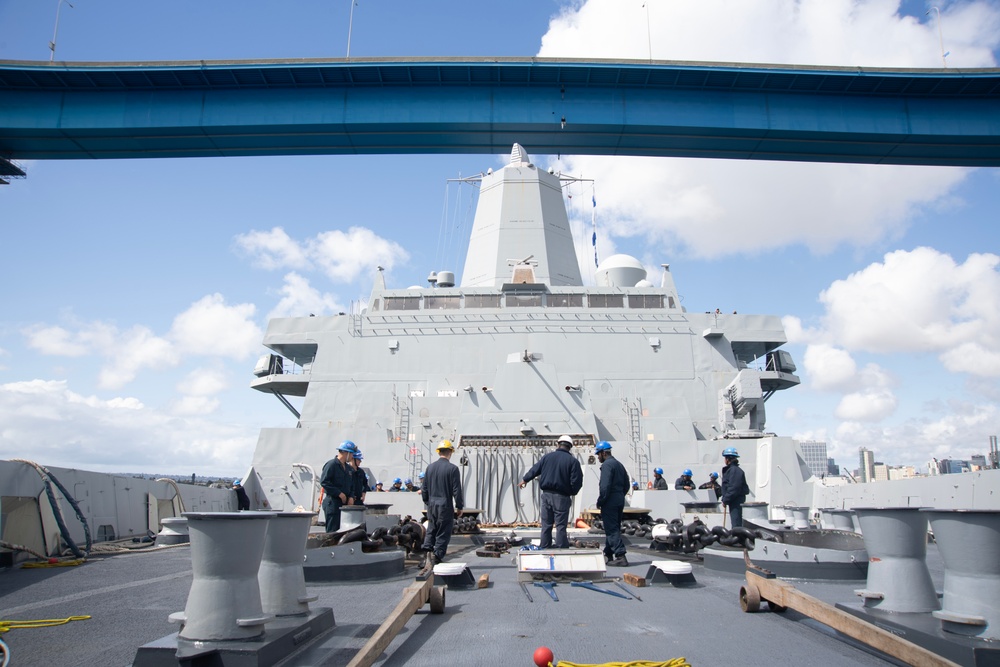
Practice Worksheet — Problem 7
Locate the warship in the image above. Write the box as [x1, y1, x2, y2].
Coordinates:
[246, 143, 807, 525]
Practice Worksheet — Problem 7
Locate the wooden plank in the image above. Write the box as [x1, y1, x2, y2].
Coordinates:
[477, 573, 490, 589]
[623, 573, 647, 588]
[746, 571, 961, 667]
[347, 577, 433, 667]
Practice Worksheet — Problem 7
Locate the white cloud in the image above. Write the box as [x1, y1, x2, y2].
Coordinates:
[22, 294, 262, 388]
[234, 226, 409, 285]
[169, 294, 262, 361]
[829, 402, 997, 469]
[537, 1, 999, 262]
[177, 367, 229, 396]
[171, 395, 221, 416]
[267, 272, 345, 320]
[310, 227, 409, 283]
[233, 227, 309, 270]
[817, 249, 1000, 369]
[540, 1, 1000, 68]
[0, 379, 254, 474]
[802, 344, 857, 391]
[835, 388, 898, 421]
[97, 325, 177, 389]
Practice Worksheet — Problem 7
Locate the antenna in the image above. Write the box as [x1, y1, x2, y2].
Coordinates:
[926, 7, 949, 68]
[49, 0, 75, 62]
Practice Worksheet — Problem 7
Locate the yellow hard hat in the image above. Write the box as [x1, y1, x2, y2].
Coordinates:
[437, 439, 454, 451]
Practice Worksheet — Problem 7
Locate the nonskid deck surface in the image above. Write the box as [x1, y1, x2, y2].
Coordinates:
[0, 533, 912, 667]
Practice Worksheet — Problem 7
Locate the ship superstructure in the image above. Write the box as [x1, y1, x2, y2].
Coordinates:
[248, 145, 807, 522]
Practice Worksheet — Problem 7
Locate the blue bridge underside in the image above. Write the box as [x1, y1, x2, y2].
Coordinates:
[2, 58, 999, 166]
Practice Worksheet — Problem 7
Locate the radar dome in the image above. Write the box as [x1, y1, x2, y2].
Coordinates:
[595, 254, 647, 287]
[635, 279, 654, 288]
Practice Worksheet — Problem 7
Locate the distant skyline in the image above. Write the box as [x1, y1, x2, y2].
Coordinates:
[1, 0, 999, 476]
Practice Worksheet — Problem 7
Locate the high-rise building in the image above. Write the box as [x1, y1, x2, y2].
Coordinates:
[799, 441, 828, 478]
[927, 459, 941, 476]
[873, 462, 889, 481]
[859, 448, 875, 483]
[971, 454, 987, 470]
[827, 458, 840, 476]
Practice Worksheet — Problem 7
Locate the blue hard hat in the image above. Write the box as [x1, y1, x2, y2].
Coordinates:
[683, 469, 693, 477]
[404, 478, 412, 485]
[632, 481, 640, 489]
[419, 472, 425, 479]
[710, 472, 719, 479]
[723, 447, 740, 458]
[233, 479, 242, 487]
[594, 441, 612, 453]
[354, 450, 363, 461]
[654, 467, 663, 475]
[393, 477, 402, 484]
[338, 440, 358, 453]
[376, 480, 382, 485]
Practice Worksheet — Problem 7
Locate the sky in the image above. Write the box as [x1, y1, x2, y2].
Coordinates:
[1, 0, 999, 478]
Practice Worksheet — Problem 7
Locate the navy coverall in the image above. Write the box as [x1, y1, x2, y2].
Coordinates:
[721, 461, 750, 528]
[596, 454, 630, 560]
[320, 457, 354, 533]
[521, 448, 583, 548]
[421, 457, 464, 562]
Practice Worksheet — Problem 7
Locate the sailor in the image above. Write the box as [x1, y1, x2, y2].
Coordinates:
[699, 471, 722, 499]
[518, 434, 583, 549]
[351, 449, 370, 505]
[632, 481, 640, 491]
[404, 478, 417, 492]
[595, 441, 630, 566]
[421, 440, 464, 565]
[651, 467, 668, 490]
[415, 471, 425, 491]
[233, 479, 250, 511]
[388, 477, 403, 492]
[374, 481, 384, 492]
[721, 447, 750, 528]
[319, 441, 357, 533]
[674, 469, 695, 490]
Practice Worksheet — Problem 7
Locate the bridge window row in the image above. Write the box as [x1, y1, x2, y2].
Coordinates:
[375, 293, 674, 312]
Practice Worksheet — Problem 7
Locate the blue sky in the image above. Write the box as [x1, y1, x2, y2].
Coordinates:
[1, 0, 999, 477]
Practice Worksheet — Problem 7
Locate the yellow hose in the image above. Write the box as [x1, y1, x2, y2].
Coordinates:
[0, 616, 91, 633]
[557, 660, 691, 667]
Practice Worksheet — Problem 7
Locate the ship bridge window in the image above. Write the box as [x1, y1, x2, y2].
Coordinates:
[667, 296, 676, 308]
[506, 293, 543, 307]
[384, 296, 421, 311]
[628, 294, 664, 309]
[424, 295, 461, 310]
[549, 294, 584, 307]
[465, 294, 501, 308]
[588, 294, 624, 308]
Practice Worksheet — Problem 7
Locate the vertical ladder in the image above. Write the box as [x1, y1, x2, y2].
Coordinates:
[623, 398, 649, 484]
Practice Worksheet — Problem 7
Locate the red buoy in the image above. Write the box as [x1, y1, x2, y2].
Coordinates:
[533, 646, 554, 667]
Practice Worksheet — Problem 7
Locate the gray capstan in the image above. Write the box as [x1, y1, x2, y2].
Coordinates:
[924, 509, 1000, 640]
[853, 507, 940, 613]
[169, 512, 274, 641]
[259, 512, 319, 617]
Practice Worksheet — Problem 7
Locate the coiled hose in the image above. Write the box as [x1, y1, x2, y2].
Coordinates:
[12, 459, 92, 560]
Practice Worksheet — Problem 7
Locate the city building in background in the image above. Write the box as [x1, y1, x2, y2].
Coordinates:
[859, 448, 875, 483]
[799, 441, 829, 478]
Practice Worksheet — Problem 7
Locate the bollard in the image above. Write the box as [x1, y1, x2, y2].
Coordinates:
[786, 506, 811, 530]
[169, 511, 274, 641]
[340, 505, 366, 531]
[923, 509, 1000, 639]
[259, 512, 319, 617]
[853, 507, 939, 613]
[827, 509, 856, 533]
[742, 502, 769, 523]
[155, 517, 189, 546]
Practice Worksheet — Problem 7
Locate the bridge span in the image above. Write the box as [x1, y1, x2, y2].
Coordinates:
[2, 57, 999, 167]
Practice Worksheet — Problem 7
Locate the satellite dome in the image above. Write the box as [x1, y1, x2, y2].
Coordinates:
[635, 279, 654, 288]
[595, 254, 647, 287]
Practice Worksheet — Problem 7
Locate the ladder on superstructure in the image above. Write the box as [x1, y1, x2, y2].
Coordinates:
[392, 390, 425, 477]
[623, 397, 649, 485]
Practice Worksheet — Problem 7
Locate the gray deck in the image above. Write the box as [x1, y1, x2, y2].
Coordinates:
[0, 533, 918, 667]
